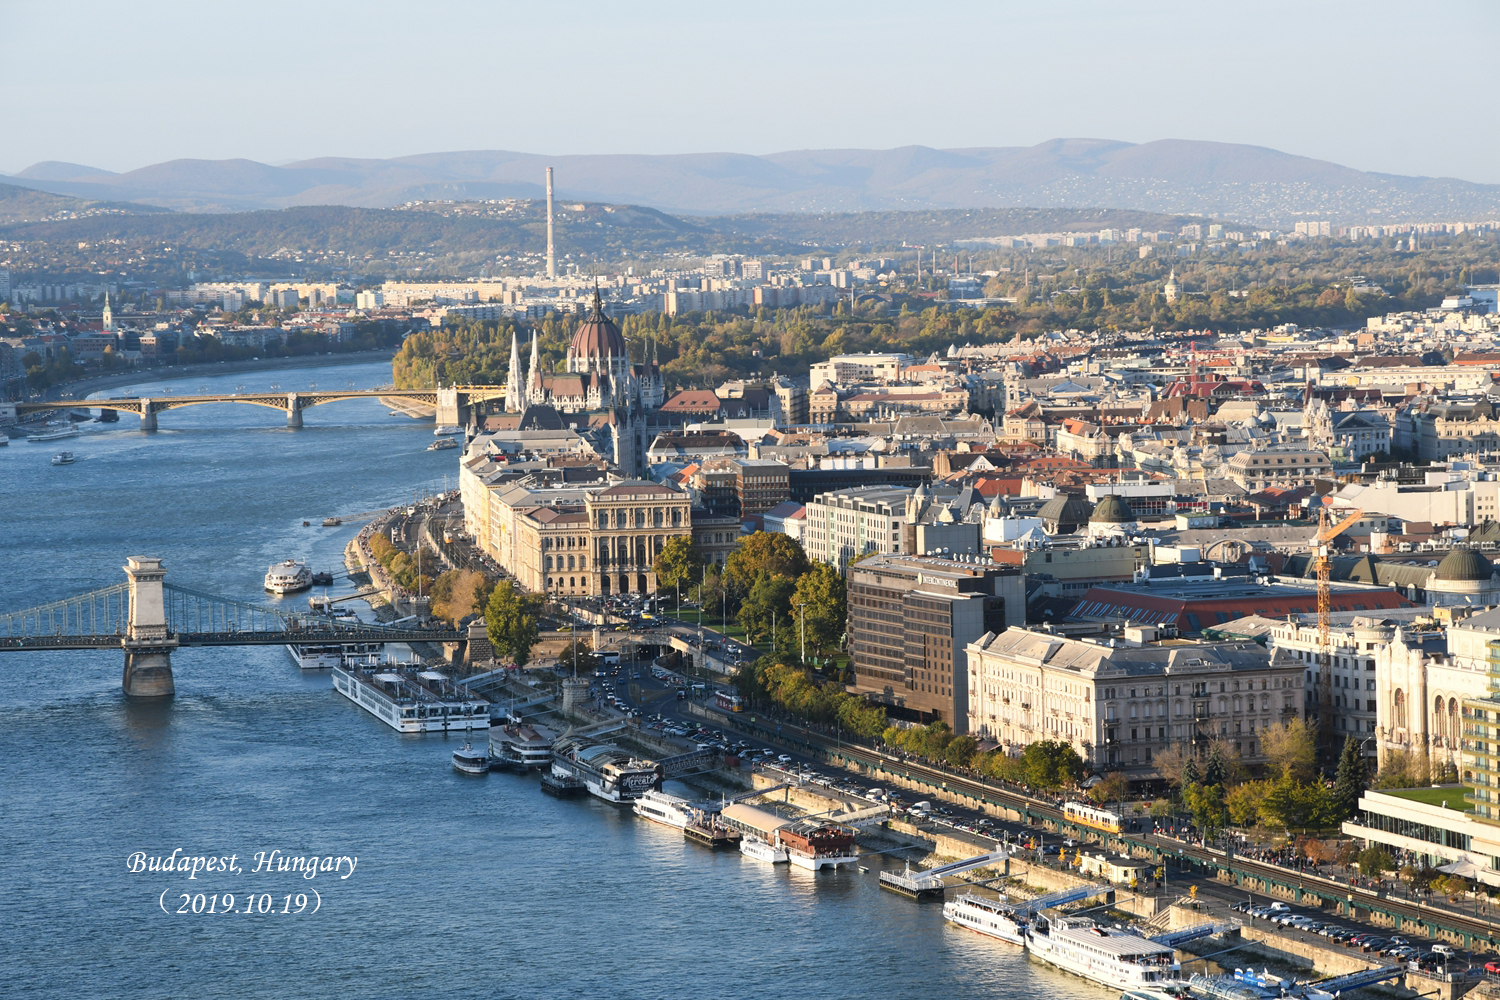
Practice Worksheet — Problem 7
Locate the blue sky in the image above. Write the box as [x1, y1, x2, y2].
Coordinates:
[5, 0, 1497, 182]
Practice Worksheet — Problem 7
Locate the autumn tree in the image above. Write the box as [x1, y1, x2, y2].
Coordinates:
[790, 560, 847, 657]
[484, 580, 542, 667]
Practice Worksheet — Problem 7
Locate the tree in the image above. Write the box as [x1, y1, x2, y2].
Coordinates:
[790, 561, 847, 657]
[723, 532, 809, 597]
[1021, 740, 1085, 790]
[1089, 771, 1129, 808]
[1154, 744, 1192, 790]
[1259, 774, 1335, 833]
[484, 580, 541, 667]
[558, 639, 602, 676]
[1356, 845, 1393, 877]
[944, 735, 979, 768]
[1332, 735, 1368, 820]
[1263, 719, 1317, 782]
[737, 571, 797, 649]
[1226, 780, 1270, 828]
[1182, 753, 1202, 786]
[653, 536, 703, 596]
[1183, 782, 1229, 835]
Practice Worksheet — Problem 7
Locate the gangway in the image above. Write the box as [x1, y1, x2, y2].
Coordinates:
[1015, 884, 1107, 916]
[1300, 966, 1403, 997]
[879, 847, 1007, 899]
[659, 747, 717, 778]
[1150, 918, 1240, 948]
[725, 783, 790, 803]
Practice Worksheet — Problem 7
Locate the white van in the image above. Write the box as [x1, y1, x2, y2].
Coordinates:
[910, 800, 932, 812]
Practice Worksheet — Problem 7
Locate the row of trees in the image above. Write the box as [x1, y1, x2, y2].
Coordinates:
[367, 532, 437, 596]
[733, 657, 886, 740]
[1150, 722, 1369, 836]
[882, 723, 1088, 791]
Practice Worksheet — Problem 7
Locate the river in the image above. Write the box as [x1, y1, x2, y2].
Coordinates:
[0, 360, 1102, 1000]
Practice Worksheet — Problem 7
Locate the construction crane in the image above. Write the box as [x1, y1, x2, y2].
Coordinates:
[1314, 498, 1365, 763]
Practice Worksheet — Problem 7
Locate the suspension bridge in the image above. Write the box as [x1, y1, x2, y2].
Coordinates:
[16, 385, 507, 430]
[0, 557, 464, 696]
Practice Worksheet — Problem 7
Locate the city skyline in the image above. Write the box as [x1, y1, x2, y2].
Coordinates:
[4, 0, 1498, 184]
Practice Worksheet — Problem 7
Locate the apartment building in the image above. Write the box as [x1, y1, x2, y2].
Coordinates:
[803, 486, 910, 571]
[966, 625, 1304, 785]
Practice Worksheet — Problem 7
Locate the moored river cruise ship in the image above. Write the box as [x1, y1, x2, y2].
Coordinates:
[332, 664, 490, 733]
[1025, 913, 1180, 992]
[943, 892, 1028, 946]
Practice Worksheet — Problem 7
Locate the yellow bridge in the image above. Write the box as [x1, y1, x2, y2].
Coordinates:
[18, 386, 507, 430]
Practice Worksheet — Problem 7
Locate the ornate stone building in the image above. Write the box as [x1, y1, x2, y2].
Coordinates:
[507, 289, 664, 415]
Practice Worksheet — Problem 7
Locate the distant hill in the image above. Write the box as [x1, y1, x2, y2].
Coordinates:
[8, 139, 1500, 224]
[0, 181, 167, 224]
[0, 202, 1201, 265]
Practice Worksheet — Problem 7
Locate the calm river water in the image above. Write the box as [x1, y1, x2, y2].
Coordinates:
[0, 360, 1103, 1000]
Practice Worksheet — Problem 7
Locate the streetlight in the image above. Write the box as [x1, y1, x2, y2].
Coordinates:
[794, 600, 807, 663]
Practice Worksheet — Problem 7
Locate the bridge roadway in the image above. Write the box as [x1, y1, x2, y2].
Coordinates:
[720, 711, 1500, 949]
[15, 384, 506, 429]
[2, 624, 464, 653]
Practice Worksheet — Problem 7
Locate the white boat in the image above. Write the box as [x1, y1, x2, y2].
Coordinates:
[428, 437, 458, 451]
[434, 425, 462, 436]
[739, 835, 789, 864]
[264, 559, 313, 594]
[452, 742, 490, 775]
[779, 821, 860, 871]
[1026, 912, 1180, 992]
[944, 892, 1028, 946]
[28, 424, 80, 442]
[332, 664, 490, 733]
[632, 789, 693, 829]
[285, 640, 384, 670]
[488, 720, 558, 771]
[52, 451, 75, 465]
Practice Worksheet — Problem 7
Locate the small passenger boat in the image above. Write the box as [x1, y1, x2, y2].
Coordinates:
[452, 743, 490, 775]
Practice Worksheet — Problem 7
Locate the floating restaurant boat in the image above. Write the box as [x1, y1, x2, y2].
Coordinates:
[633, 789, 693, 830]
[779, 821, 860, 871]
[332, 664, 490, 733]
[549, 734, 660, 805]
[264, 559, 313, 594]
[489, 719, 557, 772]
[1026, 911, 1180, 993]
[540, 772, 587, 797]
[684, 814, 742, 850]
[286, 640, 383, 670]
[943, 892, 1029, 945]
[452, 742, 490, 775]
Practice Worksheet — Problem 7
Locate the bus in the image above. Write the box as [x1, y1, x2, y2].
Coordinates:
[715, 691, 745, 713]
[598, 651, 621, 667]
[1063, 801, 1122, 835]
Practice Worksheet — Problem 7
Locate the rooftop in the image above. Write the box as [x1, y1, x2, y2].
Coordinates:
[1380, 786, 1473, 812]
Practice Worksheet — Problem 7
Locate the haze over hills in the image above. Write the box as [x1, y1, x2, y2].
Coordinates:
[10, 139, 1500, 225]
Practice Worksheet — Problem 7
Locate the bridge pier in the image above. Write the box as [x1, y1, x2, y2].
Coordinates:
[435, 387, 462, 428]
[139, 401, 157, 432]
[123, 645, 176, 697]
[122, 557, 175, 697]
[286, 392, 303, 428]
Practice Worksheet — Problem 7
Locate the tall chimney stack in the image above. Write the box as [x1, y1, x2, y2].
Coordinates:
[545, 166, 556, 279]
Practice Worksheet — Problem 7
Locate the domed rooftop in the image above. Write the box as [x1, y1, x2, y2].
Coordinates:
[1090, 494, 1137, 524]
[1038, 494, 1093, 525]
[1434, 547, 1494, 582]
[569, 287, 626, 362]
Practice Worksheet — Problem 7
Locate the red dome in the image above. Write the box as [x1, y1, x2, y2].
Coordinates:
[569, 290, 626, 362]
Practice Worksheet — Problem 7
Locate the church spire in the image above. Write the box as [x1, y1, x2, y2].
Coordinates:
[526, 330, 540, 403]
[505, 329, 522, 412]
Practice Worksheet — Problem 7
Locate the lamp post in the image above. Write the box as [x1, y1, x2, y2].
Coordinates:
[794, 600, 807, 663]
